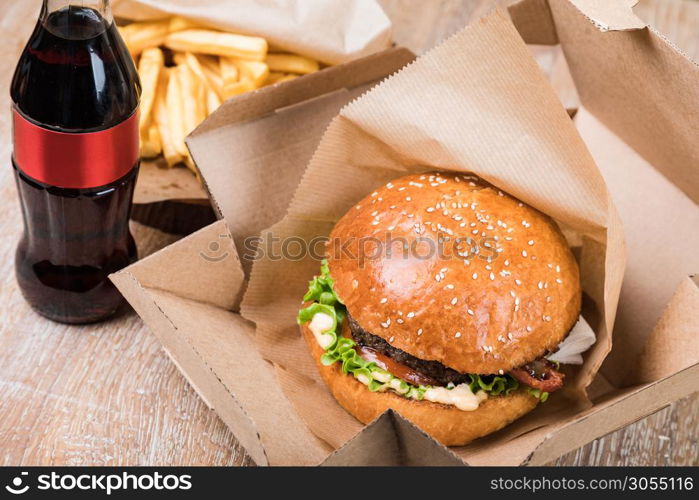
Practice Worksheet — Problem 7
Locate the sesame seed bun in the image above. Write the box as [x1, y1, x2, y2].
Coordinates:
[326, 172, 581, 375]
[301, 320, 539, 446]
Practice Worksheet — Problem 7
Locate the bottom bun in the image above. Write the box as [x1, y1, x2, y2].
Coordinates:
[301, 322, 539, 446]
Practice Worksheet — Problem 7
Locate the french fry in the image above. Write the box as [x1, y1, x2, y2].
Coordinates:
[119, 20, 169, 57]
[140, 124, 162, 158]
[197, 54, 220, 75]
[168, 16, 202, 33]
[164, 29, 268, 61]
[137, 47, 164, 133]
[265, 72, 298, 86]
[206, 87, 222, 115]
[178, 64, 207, 136]
[219, 57, 239, 84]
[184, 52, 210, 85]
[155, 71, 183, 166]
[265, 53, 319, 75]
[183, 53, 222, 114]
[200, 63, 224, 99]
[165, 67, 188, 158]
[172, 52, 187, 65]
[223, 80, 255, 100]
[233, 59, 269, 88]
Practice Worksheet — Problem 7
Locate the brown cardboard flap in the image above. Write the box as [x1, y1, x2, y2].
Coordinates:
[574, 108, 699, 385]
[508, 0, 559, 45]
[111, 221, 331, 465]
[628, 277, 699, 384]
[187, 48, 416, 277]
[122, 221, 245, 311]
[323, 411, 465, 466]
[528, 362, 699, 465]
[551, 0, 699, 203]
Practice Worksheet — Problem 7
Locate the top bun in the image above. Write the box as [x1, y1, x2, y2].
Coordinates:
[326, 172, 581, 375]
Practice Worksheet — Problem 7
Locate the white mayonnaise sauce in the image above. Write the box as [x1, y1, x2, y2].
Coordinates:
[423, 384, 488, 411]
[308, 312, 336, 349]
[308, 310, 488, 411]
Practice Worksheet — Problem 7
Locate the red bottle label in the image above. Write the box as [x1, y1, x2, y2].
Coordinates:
[12, 107, 139, 189]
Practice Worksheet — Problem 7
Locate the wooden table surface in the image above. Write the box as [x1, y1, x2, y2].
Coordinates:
[1, 0, 697, 466]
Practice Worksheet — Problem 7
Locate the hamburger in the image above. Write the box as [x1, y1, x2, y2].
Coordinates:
[297, 172, 581, 446]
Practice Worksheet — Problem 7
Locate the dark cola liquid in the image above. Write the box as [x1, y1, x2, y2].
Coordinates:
[11, 6, 141, 324]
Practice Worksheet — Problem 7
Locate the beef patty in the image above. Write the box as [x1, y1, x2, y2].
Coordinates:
[348, 313, 471, 386]
[348, 312, 565, 391]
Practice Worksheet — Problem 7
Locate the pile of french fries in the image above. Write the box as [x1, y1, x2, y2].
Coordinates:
[119, 17, 322, 173]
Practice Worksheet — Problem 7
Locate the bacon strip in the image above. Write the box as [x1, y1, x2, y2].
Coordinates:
[508, 358, 565, 392]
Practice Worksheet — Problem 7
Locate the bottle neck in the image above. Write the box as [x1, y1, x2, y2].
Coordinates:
[42, 0, 112, 24]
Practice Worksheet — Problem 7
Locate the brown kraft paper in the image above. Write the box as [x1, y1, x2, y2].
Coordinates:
[241, 8, 626, 453]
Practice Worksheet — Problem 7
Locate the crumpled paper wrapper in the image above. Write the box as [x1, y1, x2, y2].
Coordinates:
[112, 0, 393, 65]
[240, 8, 626, 451]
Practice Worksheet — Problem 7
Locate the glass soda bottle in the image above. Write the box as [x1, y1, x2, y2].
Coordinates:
[11, 0, 141, 324]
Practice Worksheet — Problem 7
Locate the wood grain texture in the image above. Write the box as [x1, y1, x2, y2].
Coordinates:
[0, 0, 696, 467]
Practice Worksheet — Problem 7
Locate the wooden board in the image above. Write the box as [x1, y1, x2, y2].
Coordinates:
[0, 0, 697, 466]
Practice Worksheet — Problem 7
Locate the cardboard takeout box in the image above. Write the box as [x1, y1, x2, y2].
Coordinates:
[112, 0, 699, 465]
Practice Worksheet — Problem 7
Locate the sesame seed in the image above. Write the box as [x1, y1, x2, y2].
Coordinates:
[490, 272, 495, 280]
[472, 273, 478, 280]
[389, 336, 395, 342]
[508, 333, 514, 340]
[397, 318, 404, 324]
[497, 335, 505, 342]
[445, 284, 455, 290]
[526, 326, 533, 332]
[435, 274, 442, 282]
[498, 369, 504, 375]
[380, 298, 388, 304]
[417, 328, 423, 336]
[522, 250, 528, 257]
[556, 278, 563, 284]
[515, 279, 522, 286]
[426, 207, 435, 213]
[381, 321, 390, 328]
[371, 220, 380, 226]
[467, 309, 474, 316]
[528, 240, 535, 246]
[407, 312, 415, 318]
[405, 196, 412, 201]
[455, 332, 462, 338]
[538, 281, 544, 289]
[556, 265, 561, 273]
[451, 297, 458, 305]
[504, 260, 510, 266]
